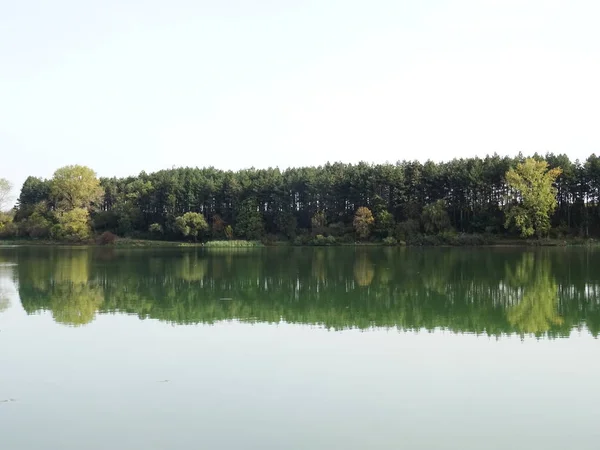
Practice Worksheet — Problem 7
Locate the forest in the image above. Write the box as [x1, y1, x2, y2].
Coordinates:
[2, 152, 600, 244]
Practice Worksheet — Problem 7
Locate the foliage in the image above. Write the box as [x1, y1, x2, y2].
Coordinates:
[505, 158, 562, 238]
[16, 177, 51, 215]
[382, 236, 398, 246]
[149, 223, 164, 236]
[394, 219, 420, 241]
[275, 211, 297, 239]
[174, 212, 209, 241]
[92, 211, 119, 233]
[13, 153, 600, 243]
[374, 209, 395, 238]
[50, 165, 102, 210]
[235, 198, 264, 240]
[98, 231, 118, 245]
[21, 210, 52, 238]
[211, 214, 226, 239]
[52, 208, 92, 241]
[353, 207, 374, 240]
[311, 234, 337, 246]
[421, 200, 451, 234]
[311, 211, 327, 232]
[224, 225, 234, 240]
[0, 214, 18, 238]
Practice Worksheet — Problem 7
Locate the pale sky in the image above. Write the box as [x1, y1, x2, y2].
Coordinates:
[1, 0, 599, 202]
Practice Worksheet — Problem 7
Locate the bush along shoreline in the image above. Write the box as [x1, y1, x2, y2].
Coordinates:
[3, 154, 600, 245]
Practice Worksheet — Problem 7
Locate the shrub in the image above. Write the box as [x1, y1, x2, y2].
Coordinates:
[97, 231, 117, 245]
[395, 219, 420, 241]
[382, 236, 398, 246]
[261, 234, 279, 246]
[23, 211, 52, 238]
[311, 234, 337, 246]
[293, 235, 308, 246]
[149, 223, 164, 236]
[0, 221, 18, 238]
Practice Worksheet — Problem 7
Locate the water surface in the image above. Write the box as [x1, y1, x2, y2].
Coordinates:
[0, 246, 599, 449]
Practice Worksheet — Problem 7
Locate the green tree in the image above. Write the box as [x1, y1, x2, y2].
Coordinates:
[504, 158, 562, 238]
[174, 212, 208, 242]
[311, 211, 327, 233]
[235, 198, 264, 240]
[422, 200, 451, 234]
[275, 211, 297, 239]
[0, 178, 12, 211]
[21, 204, 52, 238]
[211, 214, 226, 239]
[353, 207, 374, 240]
[52, 208, 92, 241]
[51, 165, 103, 210]
[149, 223, 164, 236]
[374, 209, 395, 238]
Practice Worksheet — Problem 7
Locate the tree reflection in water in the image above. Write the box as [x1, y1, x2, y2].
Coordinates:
[8, 247, 600, 336]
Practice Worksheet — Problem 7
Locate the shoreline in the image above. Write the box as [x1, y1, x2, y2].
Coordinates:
[0, 237, 597, 248]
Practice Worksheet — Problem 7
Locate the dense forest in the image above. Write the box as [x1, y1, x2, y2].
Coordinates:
[2, 152, 600, 244]
[2, 246, 599, 337]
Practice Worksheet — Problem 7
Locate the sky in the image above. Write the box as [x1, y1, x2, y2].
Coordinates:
[1, 0, 600, 202]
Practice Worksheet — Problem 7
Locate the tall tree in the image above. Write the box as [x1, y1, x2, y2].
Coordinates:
[353, 207, 374, 240]
[235, 198, 265, 240]
[51, 165, 102, 210]
[504, 158, 562, 238]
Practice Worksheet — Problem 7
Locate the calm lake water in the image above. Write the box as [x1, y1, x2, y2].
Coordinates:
[0, 246, 599, 449]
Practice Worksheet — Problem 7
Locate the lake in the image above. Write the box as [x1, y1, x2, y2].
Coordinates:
[0, 246, 599, 449]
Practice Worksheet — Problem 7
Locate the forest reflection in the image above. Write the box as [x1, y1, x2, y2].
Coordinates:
[4, 246, 600, 337]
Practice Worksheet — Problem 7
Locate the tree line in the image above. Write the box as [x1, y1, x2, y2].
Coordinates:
[2, 152, 600, 243]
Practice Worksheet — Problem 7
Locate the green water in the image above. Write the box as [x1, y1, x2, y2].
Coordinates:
[0, 246, 599, 449]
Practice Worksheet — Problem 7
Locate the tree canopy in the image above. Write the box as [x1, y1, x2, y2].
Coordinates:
[175, 212, 208, 241]
[505, 158, 562, 238]
[8, 153, 600, 242]
[50, 165, 102, 210]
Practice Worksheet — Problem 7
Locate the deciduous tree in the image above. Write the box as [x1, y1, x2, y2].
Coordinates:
[175, 212, 208, 242]
[353, 207, 374, 240]
[504, 158, 562, 238]
[51, 165, 102, 210]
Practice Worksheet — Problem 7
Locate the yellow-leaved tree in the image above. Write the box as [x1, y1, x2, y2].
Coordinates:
[50, 165, 102, 210]
[50, 165, 102, 241]
[504, 158, 562, 238]
[353, 207, 374, 240]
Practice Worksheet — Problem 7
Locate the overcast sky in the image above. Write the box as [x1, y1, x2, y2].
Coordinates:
[1, 0, 599, 200]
